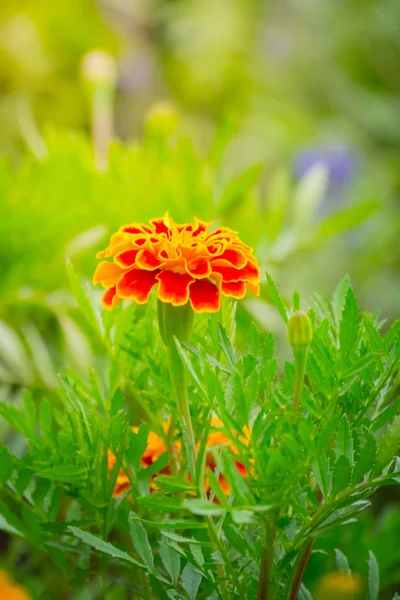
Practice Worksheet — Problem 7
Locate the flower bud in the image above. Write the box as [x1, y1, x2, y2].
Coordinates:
[144, 101, 178, 136]
[81, 50, 117, 89]
[288, 310, 313, 347]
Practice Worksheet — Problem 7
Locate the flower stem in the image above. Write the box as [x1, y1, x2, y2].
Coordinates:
[257, 520, 276, 600]
[166, 343, 197, 480]
[292, 345, 309, 413]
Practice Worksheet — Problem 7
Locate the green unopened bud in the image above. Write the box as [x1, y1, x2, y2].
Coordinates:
[288, 310, 313, 347]
[144, 101, 178, 136]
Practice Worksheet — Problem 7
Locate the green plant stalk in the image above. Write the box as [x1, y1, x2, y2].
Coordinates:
[292, 346, 309, 413]
[257, 520, 276, 600]
[166, 343, 197, 480]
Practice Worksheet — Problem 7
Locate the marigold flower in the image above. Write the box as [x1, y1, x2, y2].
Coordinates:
[108, 424, 175, 497]
[203, 418, 251, 495]
[0, 570, 30, 600]
[93, 213, 260, 313]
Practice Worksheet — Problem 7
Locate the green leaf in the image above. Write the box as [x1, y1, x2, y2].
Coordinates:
[266, 272, 288, 323]
[313, 200, 379, 242]
[129, 512, 155, 572]
[181, 562, 203, 600]
[354, 432, 377, 481]
[339, 288, 360, 368]
[182, 499, 225, 517]
[217, 323, 236, 370]
[332, 456, 352, 496]
[335, 415, 354, 465]
[313, 454, 331, 500]
[37, 465, 88, 483]
[156, 475, 196, 493]
[137, 494, 182, 513]
[0, 445, 14, 485]
[69, 527, 143, 567]
[368, 550, 379, 600]
[335, 548, 351, 573]
[331, 276, 351, 331]
[160, 541, 180, 586]
[375, 416, 400, 473]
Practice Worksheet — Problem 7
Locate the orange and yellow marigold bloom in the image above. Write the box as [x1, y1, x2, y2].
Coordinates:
[108, 424, 176, 496]
[93, 214, 260, 313]
[108, 418, 250, 498]
[0, 570, 30, 600]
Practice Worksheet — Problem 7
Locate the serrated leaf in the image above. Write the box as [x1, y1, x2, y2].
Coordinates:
[69, 527, 143, 567]
[181, 562, 203, 600]
[217, 323, 236, 370]
[266, 272, 288, 323]
[354, 432, 377, 481]
[331, 276, 351, 331]
[332, 456, 352, 496]
[160, 541, 180, 586]
[368, 551, 379, 600]
[129, 512, 154, 572]
[375, 416, 400, 473]
[335, 415, 354, 465]
[340, 288, 360, 368]
[37, 465, 88, 483]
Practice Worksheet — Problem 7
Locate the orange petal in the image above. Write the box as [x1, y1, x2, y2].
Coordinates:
[120, 223, 152, 234]
[217, 248, 247, 268]
[221, 280, 247, 300]
[186, 258, 212, 279]
[117, 269, 159, 303]
[102, 286, 122, 310]
[189, 278, 220, 313]
[211, 259, 260, 284]
[136, 249, 163, 270]
[156, 271, 193, 306]
[114, 249, 139, 268]
[93, 261, 124, 287]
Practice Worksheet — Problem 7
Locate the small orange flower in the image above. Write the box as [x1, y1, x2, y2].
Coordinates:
[203, 418, 251, 495]
[108, 424, 176, 497]
[0, 570, 30, 600]
[93, 214, 260, 312]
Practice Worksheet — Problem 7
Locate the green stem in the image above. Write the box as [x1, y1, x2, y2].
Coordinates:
[292, 346, 309, 413]
[257, 520, 276, 600]
[166, 343, 197, 480]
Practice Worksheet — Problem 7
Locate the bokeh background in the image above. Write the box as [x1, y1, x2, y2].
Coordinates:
[1, 0, 399, 597]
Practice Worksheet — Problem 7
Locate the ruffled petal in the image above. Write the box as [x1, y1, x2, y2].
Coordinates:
[136, 249, 163, 270]
[114, 249, 139, 268]
[186, 258, 212, 279]
[156, 271, 194, 306]
[93, 261, 124, 287]
[120, 223, 152, 234]
[221, 280, 247, 299]
[117, 269, 159, 303]
[102, 286, 122, 310]
[211, 259, 260, 284]
[217, 248, 247, 268]
[189, 278, 220, 313]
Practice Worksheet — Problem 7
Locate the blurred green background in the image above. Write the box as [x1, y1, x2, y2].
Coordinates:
[0, 0, 399, 597]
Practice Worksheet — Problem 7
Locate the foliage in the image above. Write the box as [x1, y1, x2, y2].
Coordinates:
[0, 274, 399, 598]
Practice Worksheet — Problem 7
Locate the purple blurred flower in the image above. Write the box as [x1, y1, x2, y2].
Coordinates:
[293, 146, 358, 186]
